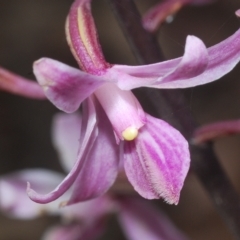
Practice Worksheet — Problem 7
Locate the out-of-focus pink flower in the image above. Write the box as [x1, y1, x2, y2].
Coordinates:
[41, 196, 189, 240]
[0, 170, 188, 240]
[143, 0, 217, 32]
[193, 119, 240, 144]
[0, 169, 112, 240]
[27, 0, 240, 205]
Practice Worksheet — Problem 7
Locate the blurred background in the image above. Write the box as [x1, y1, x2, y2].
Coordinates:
[0, 0, 240, 239]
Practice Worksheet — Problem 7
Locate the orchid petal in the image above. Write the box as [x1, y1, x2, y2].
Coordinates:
[0, 169, 65, 219]
[0, 67, 45, 99]
[113, 27, 240, 90]
[113, 35, 208, 90]
[52, 113, 82, 172]
[66, 0, 110, 73]
[27, 98, 98, 204]
[118, 197, 188, 240]
[33, 58, 106, 113]
[154, 28, 240, 88]
[68, 98, 119, 204]
[123, 114, 190, 204]
[160, 35, 208, 82]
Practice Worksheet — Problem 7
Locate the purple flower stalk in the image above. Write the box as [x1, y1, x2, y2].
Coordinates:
[26, 0, 240, 205]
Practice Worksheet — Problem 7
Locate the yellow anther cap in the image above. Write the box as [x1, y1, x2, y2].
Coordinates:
[122, 127, 138, 141]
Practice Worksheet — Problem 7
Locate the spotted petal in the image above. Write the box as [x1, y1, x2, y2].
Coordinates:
[123, 114, 190, 204]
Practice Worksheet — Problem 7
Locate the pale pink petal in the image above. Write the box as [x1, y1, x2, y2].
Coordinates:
[112, 36, 208, 90]
[118, 197, 188, 240]
[27, 98, 98, 204]
[0, 169, 65, 219]
[159, 35, 208, 82]
[33, 58, 106, 113]
[0, 67, 45, 99]
[67, 98, 119, 204]
[123, 114, 190, 204]
[113, 27, 240, 90]
[235, 9, 240, 18]
[52, 113, 82, 172]
[155, 28, 240, 88]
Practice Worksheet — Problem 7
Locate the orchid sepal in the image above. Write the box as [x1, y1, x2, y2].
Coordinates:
[27, 97, 119, 205]
[67, 97, 119, 205]
[0, 67, 45, 99]
[193, 119, 240, 144]
[27, 98, 98, 204]
[66, 0, 110, 74]
[33, 58, 107, 113]
[112, 27, 240, 90]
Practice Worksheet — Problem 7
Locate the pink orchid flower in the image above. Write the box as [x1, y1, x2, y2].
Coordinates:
[0, 113, 188, 240]
[25, 0, 240, 205]
[143, 0, 216, 32]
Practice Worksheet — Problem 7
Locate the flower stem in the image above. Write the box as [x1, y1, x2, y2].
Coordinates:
[107, 0, 240, 238]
